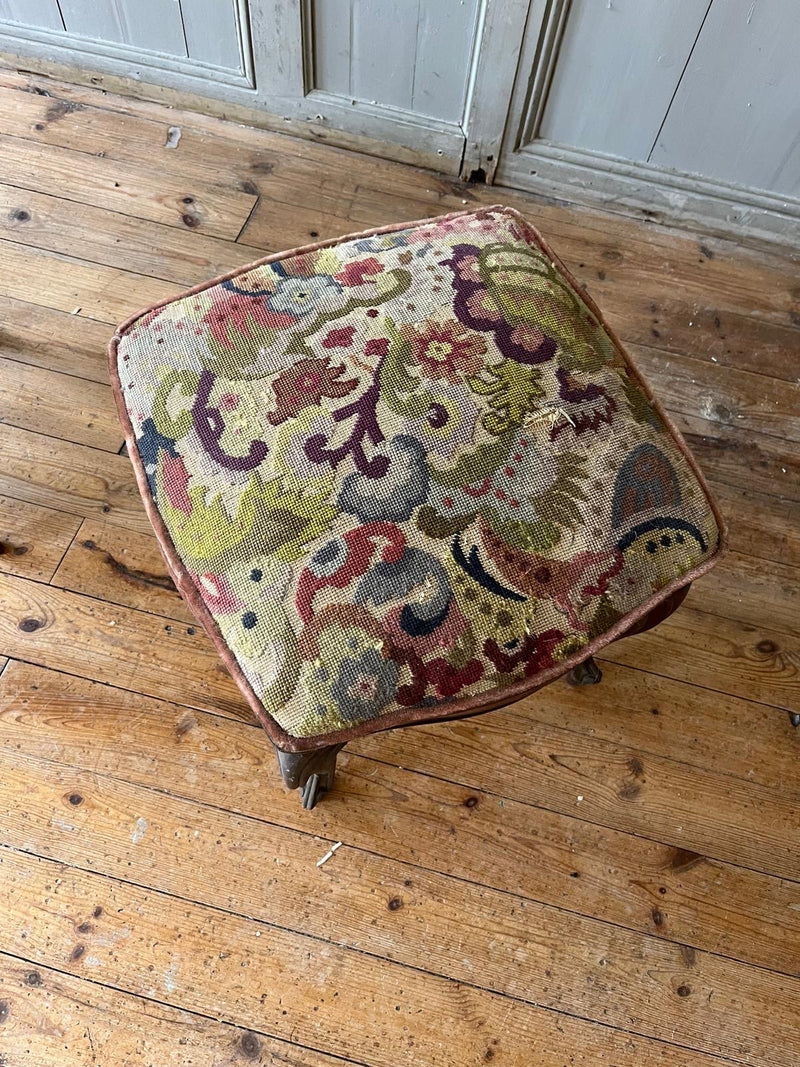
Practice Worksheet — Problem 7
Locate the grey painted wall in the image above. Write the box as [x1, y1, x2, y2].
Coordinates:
[0, 1, 64, 31]
[533, 0, 799, 200]
[651, 0, 800, 197]
[538, 0, 709, 163]
[0, 0, 244, 71]
[311, 0, 480, 124]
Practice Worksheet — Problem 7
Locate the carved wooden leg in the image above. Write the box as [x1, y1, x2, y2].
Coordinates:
[273, 744, 345, 809]
[567, 656, 603, 686]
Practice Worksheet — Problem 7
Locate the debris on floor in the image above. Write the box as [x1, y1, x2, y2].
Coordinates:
[316, 841, 343, 868]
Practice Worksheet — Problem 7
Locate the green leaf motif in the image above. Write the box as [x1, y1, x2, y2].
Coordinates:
[622, 375, 665, 430]
[531, 452, 587, 531]
[467, 360, 545, 434]
[379, 320, 436, 418]
[152, 369, 199, 440]
[427, 432, 514, 489]
[477, 243, 616, 372]
[159, 467, 337, 566]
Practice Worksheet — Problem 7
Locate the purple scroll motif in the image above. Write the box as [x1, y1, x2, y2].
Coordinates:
[442, 244, 557, 366]
[304, 373, 389, 478]
[193, 370, 269, 472]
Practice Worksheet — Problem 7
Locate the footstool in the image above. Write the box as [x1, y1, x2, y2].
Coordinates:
[109, 206, 725, 808]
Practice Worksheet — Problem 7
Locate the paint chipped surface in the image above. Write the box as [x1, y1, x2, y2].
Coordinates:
[164, 954, 180, 993]
[130, 817, 148, 844]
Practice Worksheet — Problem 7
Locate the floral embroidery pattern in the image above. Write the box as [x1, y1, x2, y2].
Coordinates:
[399, 318, 487, 382]
[115, 207, 720, 740]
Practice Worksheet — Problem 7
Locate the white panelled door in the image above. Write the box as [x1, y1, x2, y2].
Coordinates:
[0, 0, 252, 89]
[0, 0, 528, 176]
[494, 0, 800, 243]
[0, 0, 797, 236]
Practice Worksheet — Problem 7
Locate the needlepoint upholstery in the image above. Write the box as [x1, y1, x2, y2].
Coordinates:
[110, 206, 723, 749]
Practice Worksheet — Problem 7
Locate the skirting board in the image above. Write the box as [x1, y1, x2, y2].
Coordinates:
[0, 43, 464, 177]
[2, 42, 797, 250]
[496, 142, 800, 252]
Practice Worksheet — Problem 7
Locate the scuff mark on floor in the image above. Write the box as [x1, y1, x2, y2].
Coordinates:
[130, 817, 148, 844]
[163, 955, 180, 993]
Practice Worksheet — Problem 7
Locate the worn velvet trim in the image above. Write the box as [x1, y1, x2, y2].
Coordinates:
[108, 205, 727, 753]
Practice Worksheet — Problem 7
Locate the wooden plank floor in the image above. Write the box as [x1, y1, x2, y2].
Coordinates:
[0, 64, 798, 1067]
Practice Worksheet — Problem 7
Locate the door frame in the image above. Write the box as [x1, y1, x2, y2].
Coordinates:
[490, 0, 800, 246]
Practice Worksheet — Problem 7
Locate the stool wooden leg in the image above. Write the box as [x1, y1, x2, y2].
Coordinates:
[567, 656, 603, 686]
[273, 744, 345, 809]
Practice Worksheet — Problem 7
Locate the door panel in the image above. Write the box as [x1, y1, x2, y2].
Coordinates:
[311, 0, 352, 97]
[180, 0, 245, 71]
[311, 0, 480, 124]
[0, 0, 64, 30]
[57, 0, 188, 57]
[538, 0, 709, 161]
[651, 0, 800, 196]
[350, 0, 422, 112]
[492, 0, 799, 244]
[411, 0, 482, 123]
[0, 0, 250, 81]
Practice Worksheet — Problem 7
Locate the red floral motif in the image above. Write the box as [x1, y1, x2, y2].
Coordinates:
[484, 628, 565, 677]
[295, 523, 407, 624]
[202, 292, 294, 347]
[509, 323, 548, 355]
[336, 257, 384, 287]
[161, 454, 191, 516]
[322, 325, 357, 348]
[190, 571, 244, 614]
[451, 251, 482, 283]
[365, 337, 389, 358]
[392, 644, 484, 705]
[268, 356, 358, 426]
[401, 319, 487, 383]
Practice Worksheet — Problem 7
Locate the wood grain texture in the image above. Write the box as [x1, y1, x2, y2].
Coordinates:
[0, 133, 257, 238]
[630, 343, 800, 445]
[710, 482, 800, 569]
[0, 356, 121, 449]
[0, 572, 249, 719]
[0, 952, 346, 1066]
[2, 661, 798, 977]
[0, 496, 79, 581]
[603, 603, 800, 712]
[52, 517, 190, 622]
[0, 846, 751, 1067]
[1, 571, 797, 885]
[0, 75, 794, 323]
[0, 293, 112, 382]
[0, 70, 797, 1067]
[4, 813, 799, 1067]
[0, 180, 248, 285]
[0, 238, 174, 324]
[0, 423, 149, 531]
